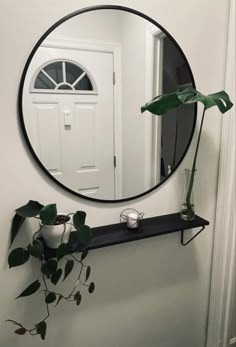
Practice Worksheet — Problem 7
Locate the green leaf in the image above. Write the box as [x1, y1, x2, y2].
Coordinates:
[85, 266, 91, 282]
[39, 204, 57, 225]
[8, 248, 30, 268]
[74, 291, 82, 306]
[88, 282, 95, 294]
[36, 321, 47, 340]
[14, 327, 26, 335]
[74, 291, 81, 300]
[15, 200, 44, 218]
[141, 91, 181, 115]
[76, 295, 81, 306]
[51, 269, 62, 285]
[55, 295, 63, 306]
[73, 211, 86, 229]
[56, 243, 71, 260]
[16, 280, 41, 299]
[63, 259, 74, 281]
[47, 259, 57, 273]
[75, 225, 93, 246]
[28, 239, 44, 259]
[41, 259, 57, 276]
[41, 262, 48, 275]
[45, 292, 56, 304]
[80, 249, 88, 261]
[177, 88, 233, 113]
[10, 214, 25, 247]
[141, 87, 233, 115]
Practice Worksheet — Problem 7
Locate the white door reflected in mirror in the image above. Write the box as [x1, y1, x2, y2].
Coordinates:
[21, 8, 196, 201]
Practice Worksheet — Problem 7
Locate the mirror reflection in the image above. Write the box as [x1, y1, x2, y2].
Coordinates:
[22, 8, 195, 201]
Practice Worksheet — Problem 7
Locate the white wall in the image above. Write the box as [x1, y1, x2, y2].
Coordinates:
[0, 0, 230, 346]
[50, 9, 123, 42]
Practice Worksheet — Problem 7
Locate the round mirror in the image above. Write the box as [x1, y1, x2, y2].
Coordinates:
[19, 5, 196, 202]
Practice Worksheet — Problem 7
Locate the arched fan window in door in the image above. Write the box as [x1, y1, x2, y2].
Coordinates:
[32, 60, 96, 93]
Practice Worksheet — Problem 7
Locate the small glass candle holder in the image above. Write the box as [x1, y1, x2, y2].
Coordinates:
[120, 208, 144, 232]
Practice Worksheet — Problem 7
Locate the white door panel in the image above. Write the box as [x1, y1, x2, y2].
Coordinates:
[34, 103, 62, 175]
[23, 47, 115, 199]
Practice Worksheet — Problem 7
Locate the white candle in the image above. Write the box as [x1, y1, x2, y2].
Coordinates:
[127, 212, 139, 229]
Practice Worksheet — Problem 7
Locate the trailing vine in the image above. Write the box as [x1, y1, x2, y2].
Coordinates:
[7, 201, 95, 340]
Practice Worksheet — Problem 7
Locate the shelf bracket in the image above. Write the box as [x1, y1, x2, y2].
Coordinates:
[181, 226, 205, 246]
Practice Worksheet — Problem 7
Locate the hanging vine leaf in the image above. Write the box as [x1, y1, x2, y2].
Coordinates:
[63, 259, 74, 281]
[51, 269, 62, 285]
[80, 249, 88, 261]
[74, 291, 82, 306]
[75, 225, 93, 246]
[8, 248, 30, 268]
[46, 259, 58, 273]
[15, 200, 44, 218]
[45, 292, 56, 304]
[88, 282, 95, 294]
[55, 295, 63, 306]
[14, 328, 26, 335]
[85, 266, 91, 282]
[10, 214, 25, 247]
[16, 280, 41, 299]
[39, 204, 57, 225]
[28, 240, 44, 259]
[56, 243, 71, 260]
[41, 259, 57, 276]
[73, 211, 86, 228]
[36, 321, 47, 340]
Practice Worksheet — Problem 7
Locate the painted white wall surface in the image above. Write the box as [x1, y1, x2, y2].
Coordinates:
[0, 0, 230, 346]
[50, 9, 123, 42]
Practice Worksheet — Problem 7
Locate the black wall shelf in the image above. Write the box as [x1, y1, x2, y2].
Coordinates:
[44, 213, 209, 259]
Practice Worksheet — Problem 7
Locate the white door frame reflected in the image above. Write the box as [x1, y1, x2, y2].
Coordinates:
[145, 26, 165, 189]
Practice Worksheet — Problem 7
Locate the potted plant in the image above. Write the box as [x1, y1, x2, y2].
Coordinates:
[7, 200, 95, 340]
[40, 212, 72, 248]
[141, 87, 233, 220]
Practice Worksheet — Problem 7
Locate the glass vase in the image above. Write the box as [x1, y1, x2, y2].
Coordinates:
[180, 168, 196, 221]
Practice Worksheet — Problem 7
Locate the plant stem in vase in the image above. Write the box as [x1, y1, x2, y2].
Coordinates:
[181, 107, 206, 220]
[180, 168, 196, 220]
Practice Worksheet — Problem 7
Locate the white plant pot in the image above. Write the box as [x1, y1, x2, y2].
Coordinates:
[40, 214, 72, 249]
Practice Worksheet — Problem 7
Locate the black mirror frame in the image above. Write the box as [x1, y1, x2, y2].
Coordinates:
[18, 4, 197, 203]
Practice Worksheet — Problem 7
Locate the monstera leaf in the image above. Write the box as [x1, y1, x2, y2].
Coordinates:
[141, 87, 233, 115]
[141, 87, 233, 217]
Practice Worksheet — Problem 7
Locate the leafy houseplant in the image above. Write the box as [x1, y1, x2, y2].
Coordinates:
[7, 200, 95, 340]
[141, 87, 233, 220]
